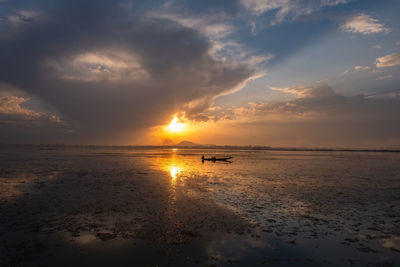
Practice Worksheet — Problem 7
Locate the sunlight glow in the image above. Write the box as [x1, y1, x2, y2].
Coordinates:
[166, 116, 185, 133]
[156, 114, 208, 145]
[169, 166, 181, 179]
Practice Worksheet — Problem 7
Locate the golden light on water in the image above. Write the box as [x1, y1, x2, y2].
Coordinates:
[162, 155, 185, 181]
[169, 166, 181, 179]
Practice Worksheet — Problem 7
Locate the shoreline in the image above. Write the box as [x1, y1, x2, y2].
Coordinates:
[1, 143, 400, 153]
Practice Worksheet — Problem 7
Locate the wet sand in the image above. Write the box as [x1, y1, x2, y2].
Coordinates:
[0, 146, 399, 266]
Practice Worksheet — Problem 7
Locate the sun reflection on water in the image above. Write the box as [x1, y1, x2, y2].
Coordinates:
[169, 166, 181, 179]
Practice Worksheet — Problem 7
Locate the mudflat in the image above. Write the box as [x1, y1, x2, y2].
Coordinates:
[1, 146, 399, 266]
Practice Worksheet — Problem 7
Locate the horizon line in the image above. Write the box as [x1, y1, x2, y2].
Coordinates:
[1, 143, 399, 153]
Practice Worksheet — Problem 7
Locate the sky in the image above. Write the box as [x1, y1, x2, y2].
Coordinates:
[0, 0, 399, 148]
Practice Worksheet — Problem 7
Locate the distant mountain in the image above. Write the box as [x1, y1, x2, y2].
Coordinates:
[174, 140, 215, 147]
[175, 140, 200, 146]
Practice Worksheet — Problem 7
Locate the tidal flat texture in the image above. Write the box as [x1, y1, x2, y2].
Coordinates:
[0, 146, 400, 266]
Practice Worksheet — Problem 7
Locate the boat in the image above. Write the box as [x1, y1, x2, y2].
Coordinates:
[201, 155, 232, 161]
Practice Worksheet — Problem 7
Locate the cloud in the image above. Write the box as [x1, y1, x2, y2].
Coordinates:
[353, 65, 372, 71]
[0, 0, 254, 144]
[340, 13, 391, 35]
[0, 95, 64, 142]
[147, 10, 272, 70]
[321, 0, 351, 6]
[339, 65, 381, 76]
[340, 64, 376, 77]
[0, 96, 43, 118]
[375, 53, 400, 68]
[240, 0, 351, 25]
[252, 87, 400, 123]
[50, 51, 149, 82]
[240, 0, 293, 17]
[376, 75, 392, 81]
[270, 84, 335, 98]
[6, 10, 42, 26]
[148, 11, 235, 40]
[204, 84, 400, 147]
[370, 90, 400, 100]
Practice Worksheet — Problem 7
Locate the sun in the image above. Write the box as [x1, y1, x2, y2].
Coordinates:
[166, 116, 186, 133]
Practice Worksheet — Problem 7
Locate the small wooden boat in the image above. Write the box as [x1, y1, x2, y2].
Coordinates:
[201, 156, 232, 161]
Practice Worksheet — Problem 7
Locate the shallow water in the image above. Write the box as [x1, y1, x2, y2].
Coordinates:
[0, 146, 399, 266]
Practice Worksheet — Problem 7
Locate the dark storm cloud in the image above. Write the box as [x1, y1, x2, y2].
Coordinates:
[0, 0, 253, 143]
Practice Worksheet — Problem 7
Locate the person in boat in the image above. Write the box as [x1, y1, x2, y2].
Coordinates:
[202, 155, 232, 161]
